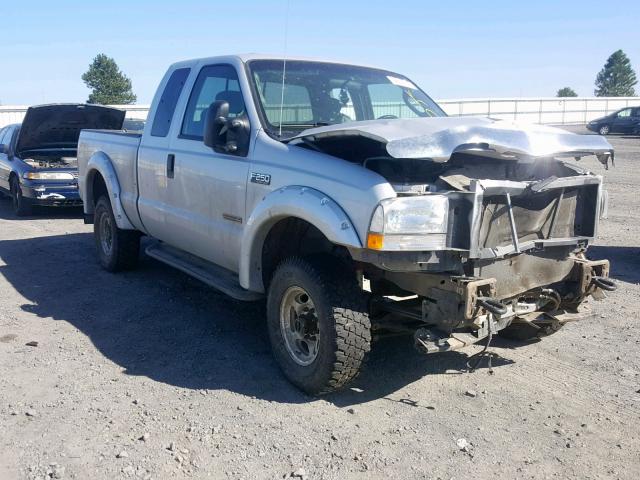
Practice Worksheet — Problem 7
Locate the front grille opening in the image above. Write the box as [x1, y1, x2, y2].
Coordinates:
[478, 185, 598, 249]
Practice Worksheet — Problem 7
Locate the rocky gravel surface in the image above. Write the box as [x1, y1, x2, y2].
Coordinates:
[1, 130, 639, 479]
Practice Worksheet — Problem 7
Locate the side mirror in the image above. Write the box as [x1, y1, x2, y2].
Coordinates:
[0, 144, 8, 155]
[203, 100, 250, 156]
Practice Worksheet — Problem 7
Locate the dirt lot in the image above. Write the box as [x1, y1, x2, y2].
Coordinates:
[1, 129, 639, 480]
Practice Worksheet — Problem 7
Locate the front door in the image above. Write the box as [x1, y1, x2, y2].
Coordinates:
[163, 64, 250, 272]
[630, 107, 640, 134]
[611, 108, 634, 133]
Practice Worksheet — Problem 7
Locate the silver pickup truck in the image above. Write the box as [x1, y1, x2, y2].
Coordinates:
[78, 54, 616, 394]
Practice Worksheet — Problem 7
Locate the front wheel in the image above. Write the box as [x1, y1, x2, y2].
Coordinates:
[10, 176, 33, 216]
[94, 196, 140, 272]
[266, 257, 371, 395]
[598, 124, 610, 135]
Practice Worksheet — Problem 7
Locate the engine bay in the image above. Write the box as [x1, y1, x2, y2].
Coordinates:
[364, 153, 592, 195]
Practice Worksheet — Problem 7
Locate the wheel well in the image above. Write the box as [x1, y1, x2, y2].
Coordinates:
[92, 172, 108, 207]
[261, 217, 353, 289]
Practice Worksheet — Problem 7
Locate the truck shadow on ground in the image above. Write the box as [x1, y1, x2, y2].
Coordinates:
[1, 228, 515, 406]
[588, 245, 640, 284]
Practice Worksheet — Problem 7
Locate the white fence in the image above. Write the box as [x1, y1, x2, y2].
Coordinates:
[437, 97, 640, 124]
[1, 97, 639, 128]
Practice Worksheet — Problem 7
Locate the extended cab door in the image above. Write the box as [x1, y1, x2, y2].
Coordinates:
[137, 67, 192, 239]
[157, 64, 250, 271]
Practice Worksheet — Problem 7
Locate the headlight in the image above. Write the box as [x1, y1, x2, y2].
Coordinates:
[23, 171, 74, 180]
[367, 195, 449, 251]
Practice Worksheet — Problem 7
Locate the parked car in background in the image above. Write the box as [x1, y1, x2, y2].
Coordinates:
[587, 106, 640, 135]
[0, 104, 125, 216]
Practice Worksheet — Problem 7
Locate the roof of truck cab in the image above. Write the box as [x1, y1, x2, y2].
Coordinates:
[167, 53, 382, 71]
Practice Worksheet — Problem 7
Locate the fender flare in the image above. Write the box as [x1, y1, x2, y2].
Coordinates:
[239, 186, 362, 292]
[84, 152, 135, 230]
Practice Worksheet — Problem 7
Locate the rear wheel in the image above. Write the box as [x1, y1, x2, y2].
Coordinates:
[598, 124, 610, 135]
[266, 256, 371, 395]
[94, 195, 140, 272]
[10, 176, 32, 217]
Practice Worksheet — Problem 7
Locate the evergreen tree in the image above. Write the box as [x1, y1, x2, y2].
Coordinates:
[594, 50, 637, 97]
[82, 54, 137, 104]
[556, 87, 578, 97]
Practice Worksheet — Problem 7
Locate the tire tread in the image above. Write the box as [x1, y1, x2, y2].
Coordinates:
[94, 196, 140, 272]
[269, 256, 371, 395]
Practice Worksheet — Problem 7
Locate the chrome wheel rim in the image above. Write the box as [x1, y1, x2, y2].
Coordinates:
[600, 125, 609, 135]
[99, 212, 114, 257]
[279, 286, 320, 366]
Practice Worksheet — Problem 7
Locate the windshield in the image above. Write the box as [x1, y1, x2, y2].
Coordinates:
[247, 60, 446, 139]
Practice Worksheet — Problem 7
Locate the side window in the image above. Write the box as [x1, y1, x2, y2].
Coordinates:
[0, 127, 14, 147]
[181, 65, 245, 139]
[7, 127, 15, 145]
[151, 68, 191, 137]
[617, 108, 631, 118]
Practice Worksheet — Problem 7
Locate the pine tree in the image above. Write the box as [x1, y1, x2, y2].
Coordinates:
[594, 50, 637, 97]
[556, 87, 578, 97]
[82, 54, 137, 104]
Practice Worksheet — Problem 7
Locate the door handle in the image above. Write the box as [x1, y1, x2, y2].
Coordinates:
[166, 154, 175, 178]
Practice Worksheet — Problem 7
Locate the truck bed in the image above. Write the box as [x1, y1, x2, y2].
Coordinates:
[77, 129, 143, 229]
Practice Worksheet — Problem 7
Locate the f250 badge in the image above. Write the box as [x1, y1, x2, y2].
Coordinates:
[250, 172, 271, 185]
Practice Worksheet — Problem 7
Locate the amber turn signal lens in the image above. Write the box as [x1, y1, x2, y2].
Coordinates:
[367, 232, 384, 250]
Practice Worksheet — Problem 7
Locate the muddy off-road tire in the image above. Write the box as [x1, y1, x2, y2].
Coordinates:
[10, 176, 33, 217]
[94, 196, 140, 272]
[266, 256, 371, 395]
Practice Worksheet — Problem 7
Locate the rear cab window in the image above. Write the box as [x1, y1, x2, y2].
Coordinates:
[151, 68, 191, 137]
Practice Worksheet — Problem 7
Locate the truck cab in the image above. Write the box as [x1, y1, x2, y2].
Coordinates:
[77, 54, 616, 394]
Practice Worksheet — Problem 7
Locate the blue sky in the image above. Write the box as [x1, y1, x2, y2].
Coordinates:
[2, 1, 639, 104]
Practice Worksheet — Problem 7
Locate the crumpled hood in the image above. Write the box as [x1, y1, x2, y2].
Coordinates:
[288, 116, 614, 164]
[16, 104, 125, 157]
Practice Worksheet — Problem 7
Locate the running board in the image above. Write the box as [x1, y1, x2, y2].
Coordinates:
[145, 243, 263, 301]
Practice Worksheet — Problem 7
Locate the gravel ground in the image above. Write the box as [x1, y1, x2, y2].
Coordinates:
[1, 129, 639, 480]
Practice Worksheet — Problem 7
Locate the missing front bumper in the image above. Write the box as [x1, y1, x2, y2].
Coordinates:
[372, 256, 616, 354]
[414, 306, 594, 354]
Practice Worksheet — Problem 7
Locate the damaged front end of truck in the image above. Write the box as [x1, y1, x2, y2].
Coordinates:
[290, 117, 617, 353]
